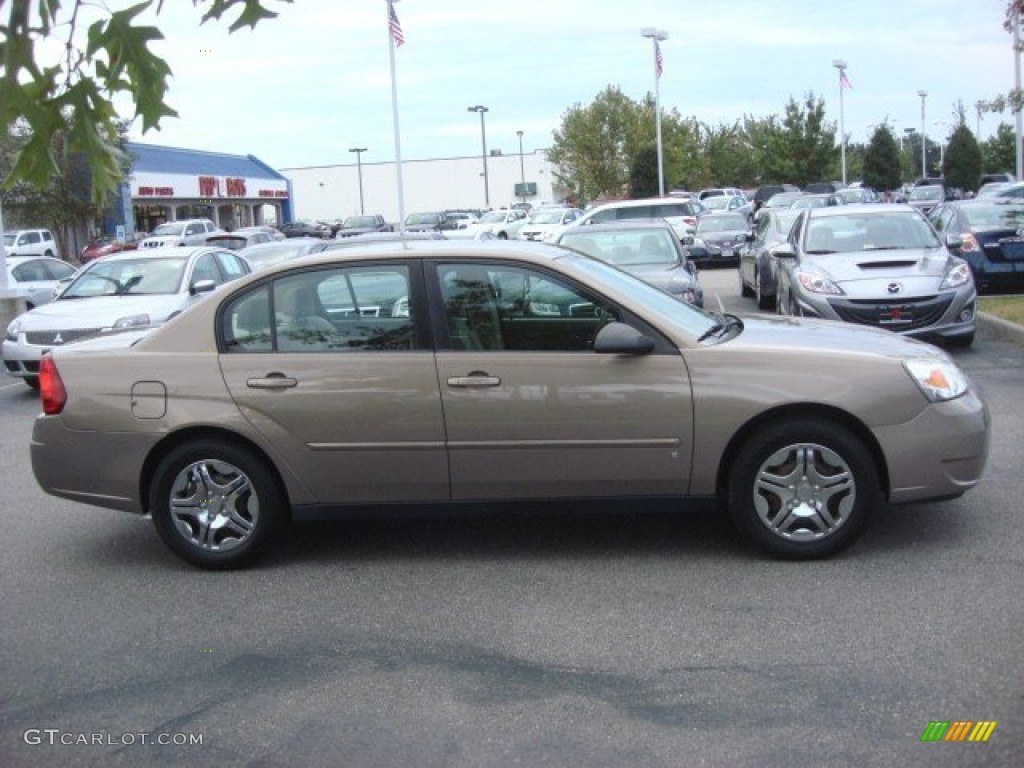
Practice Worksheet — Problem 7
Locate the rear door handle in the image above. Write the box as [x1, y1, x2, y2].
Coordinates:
[447, 373, 501, 388]
[247, 373, 298, 389]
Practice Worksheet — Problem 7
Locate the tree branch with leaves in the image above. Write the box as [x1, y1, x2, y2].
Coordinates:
[1, 0, 292, 204]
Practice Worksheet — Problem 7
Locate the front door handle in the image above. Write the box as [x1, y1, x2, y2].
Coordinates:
[447, 372, 501, 388]
[247, 372, 297, 389]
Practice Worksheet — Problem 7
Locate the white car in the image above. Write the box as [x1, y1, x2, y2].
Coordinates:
[5, 256, 78, 309]
[549, 197, 703, 242]
[453, 208, 529, 240]
[3, 228, 58, 258]
[3, 246, 250, 389]
[517, 207, 583, 241]
[138, 218, 223, 249]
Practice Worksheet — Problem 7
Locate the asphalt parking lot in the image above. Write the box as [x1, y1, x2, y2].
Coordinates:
[0, 266, 1021, 768]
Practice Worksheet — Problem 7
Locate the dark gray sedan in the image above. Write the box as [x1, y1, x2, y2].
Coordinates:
[555, 221, 704, 307]
[775, 204, 977, 346]
[738, 209, 801, 310]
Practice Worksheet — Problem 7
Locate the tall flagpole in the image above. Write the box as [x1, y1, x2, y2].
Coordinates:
[387, 0, 406, 233]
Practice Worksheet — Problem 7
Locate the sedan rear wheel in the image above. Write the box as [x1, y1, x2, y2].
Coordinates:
[727, 419, 877, 559]
[150, 440, 287, 569]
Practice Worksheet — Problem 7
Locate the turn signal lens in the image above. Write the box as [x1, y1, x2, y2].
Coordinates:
[904, 358, 968, 402]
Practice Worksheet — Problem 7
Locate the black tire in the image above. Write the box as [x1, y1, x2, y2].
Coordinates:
[25, 377, 40, 390]
[497, 231, 508, 240]
[44, 249, 55, 258]
[739, 268, 754, 297]
[755, 270, 773, 311]
[726, 419, 878, 559]
[149, 439, 288, 569]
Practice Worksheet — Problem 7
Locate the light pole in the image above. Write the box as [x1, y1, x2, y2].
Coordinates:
[832, 59, 848, 186]
[1014, 6, 1023, 179]
[933, 121, 948, 170]
[467, 105, 490, 207]
[516, 130, 526, 204]
[641, 27, 668, 196]
[348, 147, 367, 215]
[917, 90, 928, 179]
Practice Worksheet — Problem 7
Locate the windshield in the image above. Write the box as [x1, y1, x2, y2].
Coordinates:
[529, 210, 566, 224]
[803, 212, 942, 253]
[566, 254, 717, 340]
[405, 213, 441, 226]
[697, 214, 748, 233]
[343, 216, 379, 228]
[560, 228, 681, 266]
[909, 186, 944, 201]
[151, 222, 187, 237]
[478, 211, 507, 223]
[61, 257, 188, 298]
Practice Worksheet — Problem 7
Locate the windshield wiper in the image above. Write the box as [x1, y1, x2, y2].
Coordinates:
[697, 312, 743, 343]
[805, 249, 836, 255]
[116, 274, 144, 296]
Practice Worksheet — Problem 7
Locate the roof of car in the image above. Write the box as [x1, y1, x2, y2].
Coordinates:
[87, 246, 226, 261]
[805, 203, 914, 218]
[559, 220, 676, 234]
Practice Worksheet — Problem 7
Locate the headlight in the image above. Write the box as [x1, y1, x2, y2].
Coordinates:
[903, 358, 968, 402]
[939, 260, 972, 290]
[796, 271, 844, 295]
[112, 314, 151, 329]
[5, 319, 22, 342]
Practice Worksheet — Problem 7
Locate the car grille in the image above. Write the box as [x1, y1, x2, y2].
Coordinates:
[24, 329, 102, 346]
[829, 294, 955, 332]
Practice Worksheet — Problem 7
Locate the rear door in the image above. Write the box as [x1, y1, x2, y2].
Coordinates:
[428, 259, 693, 501]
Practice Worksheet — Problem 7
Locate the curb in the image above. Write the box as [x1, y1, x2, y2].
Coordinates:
[977, 311, 1024, 346]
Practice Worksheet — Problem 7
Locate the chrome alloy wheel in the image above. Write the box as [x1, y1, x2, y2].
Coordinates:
[752, 443, 855, 541]
[169, 460, 259, 552]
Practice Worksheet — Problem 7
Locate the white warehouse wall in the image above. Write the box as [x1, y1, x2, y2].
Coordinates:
[280, 149, 563, 224]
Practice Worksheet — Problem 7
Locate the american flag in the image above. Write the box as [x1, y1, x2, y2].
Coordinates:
[840, 71, 852, 89]
[655, 40, 663, 79]
[388, 1, 405, 47]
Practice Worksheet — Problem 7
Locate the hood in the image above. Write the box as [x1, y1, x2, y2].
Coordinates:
[700, 230, 748, 244]
[800, 247, 957, 298]
[14, 294, 187, 330]
[730, 314, 947, 361]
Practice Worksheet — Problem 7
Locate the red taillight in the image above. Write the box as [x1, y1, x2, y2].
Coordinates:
[960, 233, 980, 253]
[39, 356, 67, 415]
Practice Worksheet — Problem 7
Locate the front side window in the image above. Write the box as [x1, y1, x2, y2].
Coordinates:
[438, 262, 617, 352]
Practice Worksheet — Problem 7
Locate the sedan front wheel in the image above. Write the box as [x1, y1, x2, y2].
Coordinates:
[150, 439, 288, 569]
[727, 419, 878, 559]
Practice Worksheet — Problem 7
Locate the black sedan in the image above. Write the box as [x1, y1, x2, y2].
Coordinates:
[928, 199, 1024, 293]
[689, 213, 751, 267]
[278, 220, 332, 239]
[738, 208, 801, 310]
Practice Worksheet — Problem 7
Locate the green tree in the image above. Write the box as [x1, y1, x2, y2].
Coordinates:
[1, 0, 291, 204]
[943, 124, 983, 192]
[549, 85, 643, 202]
[628, 144, 660, 198]
[862, 125, 902, 192]
[701, 122, 758, 189]
[982, 123, 1016, 172]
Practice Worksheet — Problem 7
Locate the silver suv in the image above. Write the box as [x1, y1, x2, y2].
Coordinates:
[3, 229, 58, 258]
[139, 219, 223, 248]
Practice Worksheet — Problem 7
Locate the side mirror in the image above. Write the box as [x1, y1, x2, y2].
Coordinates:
[945, 233, 964, 250]
[771, 243, 798, 262]
[593, 322, 655, 355]
[685, 261, 697, 275]
[681, 235, 695, 246]
[190, 279, 217, 296]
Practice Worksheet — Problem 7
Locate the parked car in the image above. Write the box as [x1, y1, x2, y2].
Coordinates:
[78, 233, 146, 264]
[906, 185, 947, 214]
[517, 207, 583, 241]
[278, 219, 332, 239]
[206, 230, 277, 251]
[336, 215, 392, 238]
[976, 182, 1012, 199]
[3, 246, 250, 389]
[774, 204, 976, 346]
[700, 194, 753, 221]
[928, 199, 1024, 293]
[138, 219, 223, 248]
[238, 238, 326, 272]
[790, 193, 844, 209]
[554, 220, 703, 306]
[752, 183, 801, 214]
[4, 256, 78, 309]
[3, 228, 58, 258]
[690, 213, 751, 267]
[561, 197, 702, 241]
[29, 240, 989, 569]
[738, 209, 801, 310]
[993, 181, 1024, 200]
[403, 211, 461, 233]
[804, 181, 844, 194]
[698, 187, 745, 200]
[457, 208, 529, 240]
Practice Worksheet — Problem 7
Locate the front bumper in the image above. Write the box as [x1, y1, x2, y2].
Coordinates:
[874, 387, 990, 503]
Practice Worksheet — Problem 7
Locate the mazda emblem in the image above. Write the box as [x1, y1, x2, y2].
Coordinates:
[887, 283, 902, 294]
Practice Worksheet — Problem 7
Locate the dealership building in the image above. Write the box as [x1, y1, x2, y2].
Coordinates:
[109, 142, 293, 236]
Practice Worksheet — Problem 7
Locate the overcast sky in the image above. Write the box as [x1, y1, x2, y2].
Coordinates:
[97, 0, 1015, 171]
